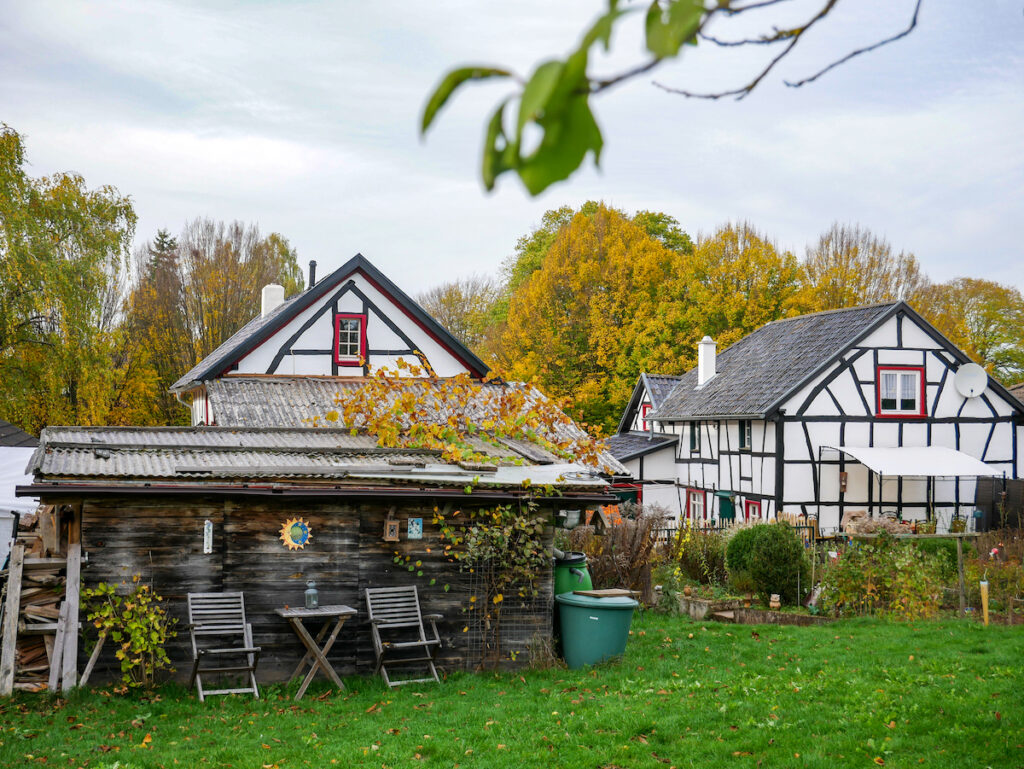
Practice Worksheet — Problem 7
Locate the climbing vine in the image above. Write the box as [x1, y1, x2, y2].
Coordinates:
[309, 358, 611, 471]
[435, 502, 550, 667]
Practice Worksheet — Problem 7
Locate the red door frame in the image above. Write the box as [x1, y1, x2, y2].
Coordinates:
[744, 499, 761, 521]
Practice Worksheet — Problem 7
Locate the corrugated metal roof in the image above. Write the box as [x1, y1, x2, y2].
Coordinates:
[29, 425, 609, 490]
[650, 303, 898, 420]
[206, 376, 624, 473]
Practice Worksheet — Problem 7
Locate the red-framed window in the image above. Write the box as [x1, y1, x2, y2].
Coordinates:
[686, 488, 707, 521]
[744, 499, 761, 521]
[876, 365, 926, 417]
[640, 403, 652, 432]
[334, 313, 367, 367]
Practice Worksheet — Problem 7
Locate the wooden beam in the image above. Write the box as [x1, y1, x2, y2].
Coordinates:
[79, 633, 106, 688]
[61, 543, 82, 693]
[0, 542, 26, 696]
[48, 602, 67, 693]
[38, 506, 56, 556]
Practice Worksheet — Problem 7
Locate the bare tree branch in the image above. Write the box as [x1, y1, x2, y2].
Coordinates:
[651, 0, 840, 100]
[784, 0, 922, 88]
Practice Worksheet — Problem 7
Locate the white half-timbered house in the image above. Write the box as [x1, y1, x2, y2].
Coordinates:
[611, 302, 1024, 534]
[170, 254, 491, 426]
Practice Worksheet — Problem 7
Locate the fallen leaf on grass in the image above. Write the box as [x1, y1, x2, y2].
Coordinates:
[873, 758, 885, 765]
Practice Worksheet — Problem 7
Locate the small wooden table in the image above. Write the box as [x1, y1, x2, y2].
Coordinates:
[276, 604, 357, 700]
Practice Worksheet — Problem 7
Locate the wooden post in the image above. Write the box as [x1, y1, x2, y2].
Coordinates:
[0, 542, 26, 696]
[956, 536, 966, 618]
[61, 543, 82, 693]
[48, 602, 67, 693]
[79, 633, 106, 688]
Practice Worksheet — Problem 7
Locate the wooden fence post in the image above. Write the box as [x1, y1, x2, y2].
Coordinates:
[956, 536, 966, 618]
[61, 543, 82, 693]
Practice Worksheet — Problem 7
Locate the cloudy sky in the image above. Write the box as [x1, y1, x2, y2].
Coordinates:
[2, 0, 1021, 294]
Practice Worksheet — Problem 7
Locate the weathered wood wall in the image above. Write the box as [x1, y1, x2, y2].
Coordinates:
[70, 494, 554, 684]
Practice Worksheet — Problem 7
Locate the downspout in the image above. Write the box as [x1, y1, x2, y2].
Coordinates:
[771, 409, 785, 519]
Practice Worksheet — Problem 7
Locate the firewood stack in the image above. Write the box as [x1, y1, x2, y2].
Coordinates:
[0, 506, 80, 694]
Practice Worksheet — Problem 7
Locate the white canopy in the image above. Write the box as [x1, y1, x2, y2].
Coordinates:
[826, 445, 1003, 478]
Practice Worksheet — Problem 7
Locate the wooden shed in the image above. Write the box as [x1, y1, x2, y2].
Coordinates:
[17, 426, 613, 684]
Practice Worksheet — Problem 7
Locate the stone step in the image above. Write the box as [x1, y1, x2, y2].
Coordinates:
[710, 611, 735, 623]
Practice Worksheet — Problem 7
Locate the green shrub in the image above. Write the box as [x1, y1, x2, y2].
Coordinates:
[725, 526, 760, 574]
[747, 523, 810, 605]
[81, 577, 177, 689]
[915, 538, 958, 581]
[673, 525, 727, 585]
[820, 533, 945, 620]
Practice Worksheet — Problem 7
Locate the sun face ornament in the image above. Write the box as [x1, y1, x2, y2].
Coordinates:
[280, 517, 312, 550]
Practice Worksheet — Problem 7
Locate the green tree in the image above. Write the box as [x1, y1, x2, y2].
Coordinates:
[917, 278, 1024, 384]
[422, 1, 921, 194]
[0, 124, 155, 433]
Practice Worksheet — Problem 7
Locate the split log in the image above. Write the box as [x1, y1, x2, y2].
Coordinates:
[61, 544, 82, 692]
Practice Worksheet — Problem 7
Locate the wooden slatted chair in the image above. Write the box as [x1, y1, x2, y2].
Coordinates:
[187, 592, 261, 702]
[365, 586, 442, 688]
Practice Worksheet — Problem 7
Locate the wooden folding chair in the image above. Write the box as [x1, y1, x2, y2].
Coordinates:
[187, 592, 261, 702]
[365, 585, 442, 688]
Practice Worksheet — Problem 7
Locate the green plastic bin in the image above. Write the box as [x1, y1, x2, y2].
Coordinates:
[553, 552, 593, 596]
[555, 593, 639, 669]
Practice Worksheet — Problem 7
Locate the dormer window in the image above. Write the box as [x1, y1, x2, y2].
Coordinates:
[334, 313, 366, 366]
[876, 366, 925, 417]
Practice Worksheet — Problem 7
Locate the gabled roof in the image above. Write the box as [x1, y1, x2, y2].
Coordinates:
[650, 303, 899, 420]
[0, 420, 37, 448]
[614, 373, 686, 434]
[606, 431, 676, 462]
[1010, 382, 1024, 406]
[170, 254, 490, 392]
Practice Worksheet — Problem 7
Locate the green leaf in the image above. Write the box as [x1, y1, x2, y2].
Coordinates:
[482, 100, 515, 191]
[422, 66, 512, 134]
[645, 0, 703, 58]
[517, 93, 602, 195]
[517, 60, 564, 137]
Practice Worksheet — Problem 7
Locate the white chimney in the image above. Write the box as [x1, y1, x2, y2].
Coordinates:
[697, 335, 716, 387]
[261, 284, 285, 317]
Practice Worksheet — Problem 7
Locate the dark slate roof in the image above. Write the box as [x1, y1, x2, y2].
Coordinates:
[27, 426, 610, 492]
[1010, 383, 1024, 406]
[170, 254, 490, 391]
[644, 375, 685, 409]
[650, 303, 900, 420]
[0, 421, 37, 447]
[205, 376, 626, 474]
[606, 431, 676, 462]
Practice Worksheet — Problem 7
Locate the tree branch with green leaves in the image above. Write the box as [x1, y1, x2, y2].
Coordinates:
[421, 0, 923, 195]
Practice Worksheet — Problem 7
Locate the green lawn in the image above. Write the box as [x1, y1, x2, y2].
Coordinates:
[2, 613, 1021, 769]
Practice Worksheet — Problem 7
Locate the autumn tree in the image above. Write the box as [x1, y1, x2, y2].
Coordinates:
[493, 204, 695, 431]
[673, 222, 805, 352]
[800, 223, 929, 311]
[917, 278, 1024, 384]
[0, 124, 158, 433]
[127, 219, 304, 424]
[416, 274, 502, 351]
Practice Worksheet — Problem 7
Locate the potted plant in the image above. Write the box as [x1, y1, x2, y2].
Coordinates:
[731, 571, 757, 608]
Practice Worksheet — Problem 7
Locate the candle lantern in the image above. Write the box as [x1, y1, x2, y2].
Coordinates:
[305, 580, 319, 609]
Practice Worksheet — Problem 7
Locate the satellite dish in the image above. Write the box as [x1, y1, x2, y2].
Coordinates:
[954, 363, 988, 398]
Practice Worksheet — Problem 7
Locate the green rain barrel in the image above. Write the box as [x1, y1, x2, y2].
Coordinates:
[553, 552, 593, 596]
[555, 593, 639, 669]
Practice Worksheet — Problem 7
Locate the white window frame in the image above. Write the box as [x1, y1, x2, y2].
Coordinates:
[877, 366, 924, 416]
